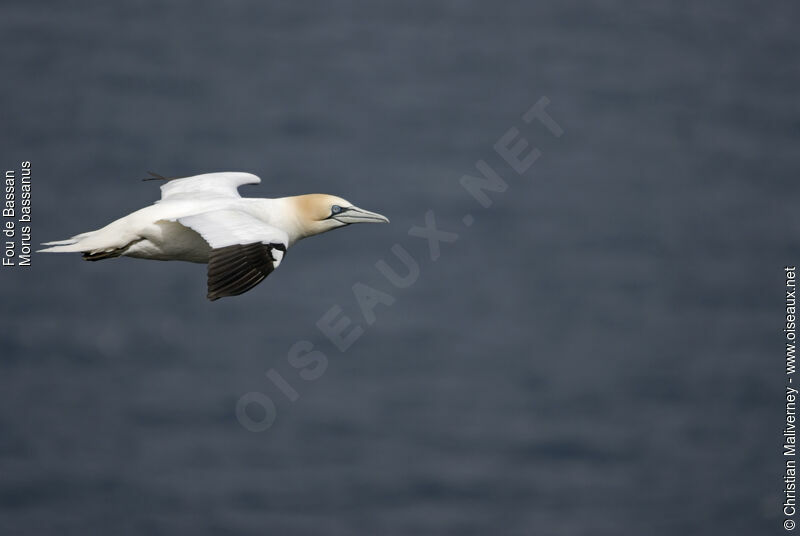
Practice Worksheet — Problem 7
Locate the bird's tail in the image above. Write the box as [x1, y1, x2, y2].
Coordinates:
[37, 229, 129, 260]
[41, 238, 78, 246]
[39, 209, 145, 259]
[38, 232, 93, 251]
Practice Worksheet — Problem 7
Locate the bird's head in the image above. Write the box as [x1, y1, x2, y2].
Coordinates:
[291, 194, 389, 239]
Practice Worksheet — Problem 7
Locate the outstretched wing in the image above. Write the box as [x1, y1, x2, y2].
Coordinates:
[159, 172, 261, 202]
[177, 209, 288, 301]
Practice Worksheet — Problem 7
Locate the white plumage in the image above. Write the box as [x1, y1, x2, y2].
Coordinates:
[39, 172, 389, 300]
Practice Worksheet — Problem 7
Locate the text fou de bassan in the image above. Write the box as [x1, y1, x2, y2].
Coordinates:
[3, 162, 32, 267]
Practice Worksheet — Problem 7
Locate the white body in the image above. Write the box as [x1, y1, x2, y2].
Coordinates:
[66, 197, 299, 263]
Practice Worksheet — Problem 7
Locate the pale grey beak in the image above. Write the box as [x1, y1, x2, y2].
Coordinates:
[334, 206, 390, 224]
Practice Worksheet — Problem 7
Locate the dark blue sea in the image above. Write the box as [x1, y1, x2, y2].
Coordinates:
[0, 1, 797, 534]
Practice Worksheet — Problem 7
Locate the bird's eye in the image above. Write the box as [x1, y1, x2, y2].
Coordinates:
[331, 205, 343, 214]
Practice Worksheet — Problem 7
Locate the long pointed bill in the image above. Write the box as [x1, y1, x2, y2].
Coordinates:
[334, 206, 390, 224]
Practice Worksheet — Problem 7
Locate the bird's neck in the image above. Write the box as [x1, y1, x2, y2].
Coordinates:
[255, 197, 315, 246]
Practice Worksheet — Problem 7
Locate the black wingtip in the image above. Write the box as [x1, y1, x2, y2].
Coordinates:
[142, 171, 167, 182]
[142, 171, 189, 182]
[205, 243, 280, 300]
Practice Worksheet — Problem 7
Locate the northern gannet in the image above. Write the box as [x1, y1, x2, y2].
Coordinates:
[39, 172, 389, 300]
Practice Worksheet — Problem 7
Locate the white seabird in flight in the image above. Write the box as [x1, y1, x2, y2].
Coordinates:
[39, 172, 389, 300]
